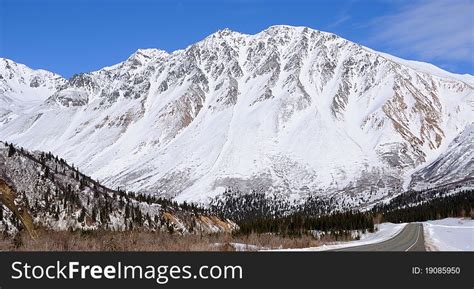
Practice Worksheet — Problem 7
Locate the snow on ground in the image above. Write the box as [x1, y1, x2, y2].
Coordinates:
[423, 218, 474, 251]
[212, 242, 266, 251]
[267, 222, 406, 251]
[230, 243, 265, 251]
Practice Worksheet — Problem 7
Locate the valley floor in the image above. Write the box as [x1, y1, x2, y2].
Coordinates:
[0, 230, 322, 251]
[1, 218, 471, 252]
[267, 218, 473, 252]
[269, 222, 407, 251]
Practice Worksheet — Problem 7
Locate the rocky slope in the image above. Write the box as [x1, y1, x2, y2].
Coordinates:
[409, 123, 473, 191]
[0, 142, 237, 236]
[0, 25, 472, 207]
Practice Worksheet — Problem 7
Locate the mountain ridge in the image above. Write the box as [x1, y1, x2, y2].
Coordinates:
[0, 141, 237, 236]
[0, 25, 472, 208]
[2, 25, 473, 81]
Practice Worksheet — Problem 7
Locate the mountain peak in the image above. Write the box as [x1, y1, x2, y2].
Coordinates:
[128, 48, 169, 62]
[1, 25, 472, 208]
[206, 28, 246, 40]
[259, 25, 325, 37]
[134, 48, 169, 57]
[120, 48, 169, 68]
[264, 24, 308, 32]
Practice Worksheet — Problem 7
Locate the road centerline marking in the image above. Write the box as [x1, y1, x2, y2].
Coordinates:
[405, 224, 421, 252]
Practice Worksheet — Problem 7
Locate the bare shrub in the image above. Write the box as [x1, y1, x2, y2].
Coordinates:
[1, 230, 333, 251]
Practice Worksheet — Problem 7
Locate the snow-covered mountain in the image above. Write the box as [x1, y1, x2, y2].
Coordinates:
[0, 25, 472, 207]
[409, 123, 473, 191]
[0, 58, 65, 125]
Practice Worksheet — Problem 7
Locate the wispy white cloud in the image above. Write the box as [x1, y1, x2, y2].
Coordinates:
[327, 14, 351, 29]
[368, 0, 474, 65]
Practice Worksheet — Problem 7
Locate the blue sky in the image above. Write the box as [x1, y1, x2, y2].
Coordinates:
[1, 0, 472, 77]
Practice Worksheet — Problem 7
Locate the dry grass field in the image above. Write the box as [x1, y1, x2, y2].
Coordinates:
[0, 229, 329, 251]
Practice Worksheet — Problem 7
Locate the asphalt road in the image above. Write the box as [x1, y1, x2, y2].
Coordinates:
[332, 223, 426, 251]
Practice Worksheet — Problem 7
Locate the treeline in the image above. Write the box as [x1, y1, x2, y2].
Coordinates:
[375, 185, 470, 211]
[210, 190, 375, 236]
[373, 190, 473, 223]
[213, 187, 472, 237]
[234, 189, 472, 237]
[237, 211, 375, 237]
[210, 190, 333, 222]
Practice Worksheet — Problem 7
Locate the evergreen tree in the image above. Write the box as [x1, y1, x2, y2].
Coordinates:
[54, 206, 59, 221]
[125, 203, 130, 219]
[7, 143, 15, 157]
[91, 207, 97, 222]
[78, 208, 86, 223]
